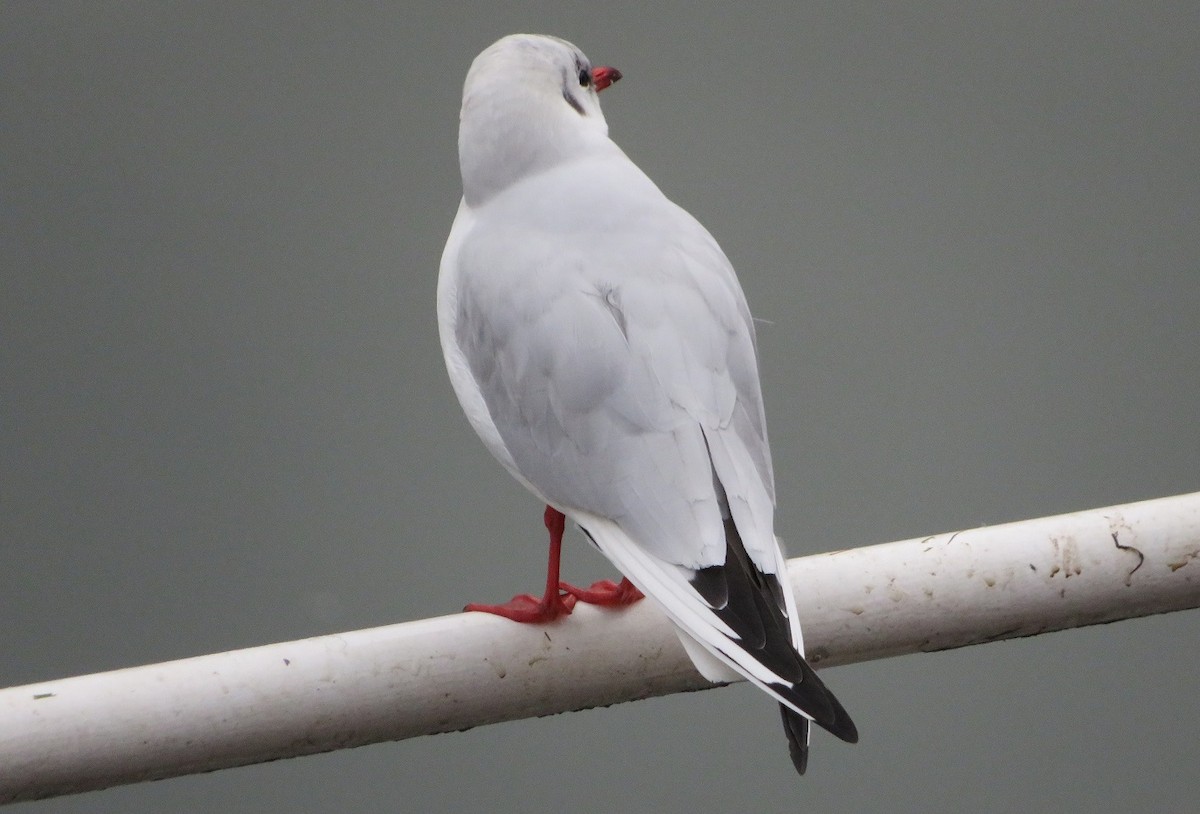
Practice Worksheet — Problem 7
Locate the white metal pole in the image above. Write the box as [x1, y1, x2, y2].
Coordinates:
[1, 492, 1198, 803]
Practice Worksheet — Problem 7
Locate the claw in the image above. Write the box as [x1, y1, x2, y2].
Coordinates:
[560, 577, 644, 606]
[464, 590, 577, 623]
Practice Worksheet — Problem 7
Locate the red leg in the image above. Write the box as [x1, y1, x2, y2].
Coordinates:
[561, 576, 644, 606]
[464, 506, 577, 622]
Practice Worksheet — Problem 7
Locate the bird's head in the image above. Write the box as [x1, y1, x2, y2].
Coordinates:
[457, 34, 623, 205]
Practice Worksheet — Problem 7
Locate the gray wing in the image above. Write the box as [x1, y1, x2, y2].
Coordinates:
[453, 160, 775, 571]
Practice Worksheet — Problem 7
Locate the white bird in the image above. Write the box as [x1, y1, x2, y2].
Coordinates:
[438, 33, 857, 774]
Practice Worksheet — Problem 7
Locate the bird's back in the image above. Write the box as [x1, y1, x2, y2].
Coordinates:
[443, 152, 773, 570]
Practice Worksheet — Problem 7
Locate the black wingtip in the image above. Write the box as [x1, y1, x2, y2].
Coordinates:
[780, 705, 810, 775]
[828, 694, 860, 744]
[791, 658, 859, 744]
[817, 671, 859, 744]
[692, 512, 860, 748]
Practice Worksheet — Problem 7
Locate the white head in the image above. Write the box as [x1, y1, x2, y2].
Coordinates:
[457, 34, 623, 206]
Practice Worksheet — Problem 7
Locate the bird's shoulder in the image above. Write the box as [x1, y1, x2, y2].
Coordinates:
[452, 155, 748, 329]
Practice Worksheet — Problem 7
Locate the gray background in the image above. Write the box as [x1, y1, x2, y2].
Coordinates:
[3, 2, 1198, 812]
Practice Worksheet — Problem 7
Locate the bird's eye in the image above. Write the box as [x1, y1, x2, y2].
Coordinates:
[578, 67, 591, 87]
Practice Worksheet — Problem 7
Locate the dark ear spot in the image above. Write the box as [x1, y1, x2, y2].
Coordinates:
[574, 54, 591, 88]
[562, 88, 585, 115]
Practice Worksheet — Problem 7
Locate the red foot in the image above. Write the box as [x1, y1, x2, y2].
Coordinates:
[561, 577, 644, 606]
[463, 505, 578, 624]
[464, 591, 577, 623]
[463, 506, 645, 622]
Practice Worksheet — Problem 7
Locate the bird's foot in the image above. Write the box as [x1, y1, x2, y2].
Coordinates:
[464, 590, 577, 623]
[560, 577, 644, 606]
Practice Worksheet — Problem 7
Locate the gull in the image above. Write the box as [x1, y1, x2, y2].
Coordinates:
[438, 33, 857, 773]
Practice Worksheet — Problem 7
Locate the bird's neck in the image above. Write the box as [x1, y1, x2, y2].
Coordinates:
[458, 90, 615, 207]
